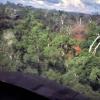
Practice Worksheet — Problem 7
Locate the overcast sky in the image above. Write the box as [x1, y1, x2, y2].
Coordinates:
[0, 0, 100, 14]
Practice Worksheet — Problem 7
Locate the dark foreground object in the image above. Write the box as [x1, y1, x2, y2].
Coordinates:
[0, 72, 89, 100]
[0, 81, 47, 100]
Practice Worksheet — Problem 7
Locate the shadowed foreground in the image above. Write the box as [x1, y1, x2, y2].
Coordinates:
[0, 72, 89, 100]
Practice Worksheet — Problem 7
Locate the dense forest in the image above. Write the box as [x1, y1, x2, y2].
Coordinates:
[0, 2, 100, 100]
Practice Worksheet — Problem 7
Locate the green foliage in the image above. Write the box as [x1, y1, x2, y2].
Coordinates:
[90, 67, 100, 82]
[61, 71, 78, 86]
[43, 69, 62, 83]
[44, 46, 61, 58]
[0, 3, 100, 99]
[24, 67, 38, 74]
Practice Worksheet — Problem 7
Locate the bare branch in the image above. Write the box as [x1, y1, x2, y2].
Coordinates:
[89, 35, 100, 53]
[93, 42, 100, 55]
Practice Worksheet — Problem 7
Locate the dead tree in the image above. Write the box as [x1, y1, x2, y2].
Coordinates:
[89, 35, 100, 55]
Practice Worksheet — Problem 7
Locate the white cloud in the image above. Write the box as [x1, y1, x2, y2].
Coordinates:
[1, 0, 100, 14]
[96, 0, 100, 4]
[61, 0, 84, 6]
[54, 0, 88, 13]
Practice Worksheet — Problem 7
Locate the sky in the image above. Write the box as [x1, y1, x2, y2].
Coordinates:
[0, 0, 100, 14]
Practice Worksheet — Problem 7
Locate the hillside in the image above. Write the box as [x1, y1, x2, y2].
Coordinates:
[0, 2, 100, 100]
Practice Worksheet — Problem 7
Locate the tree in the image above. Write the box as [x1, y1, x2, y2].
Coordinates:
[89, 35, 100, 55]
